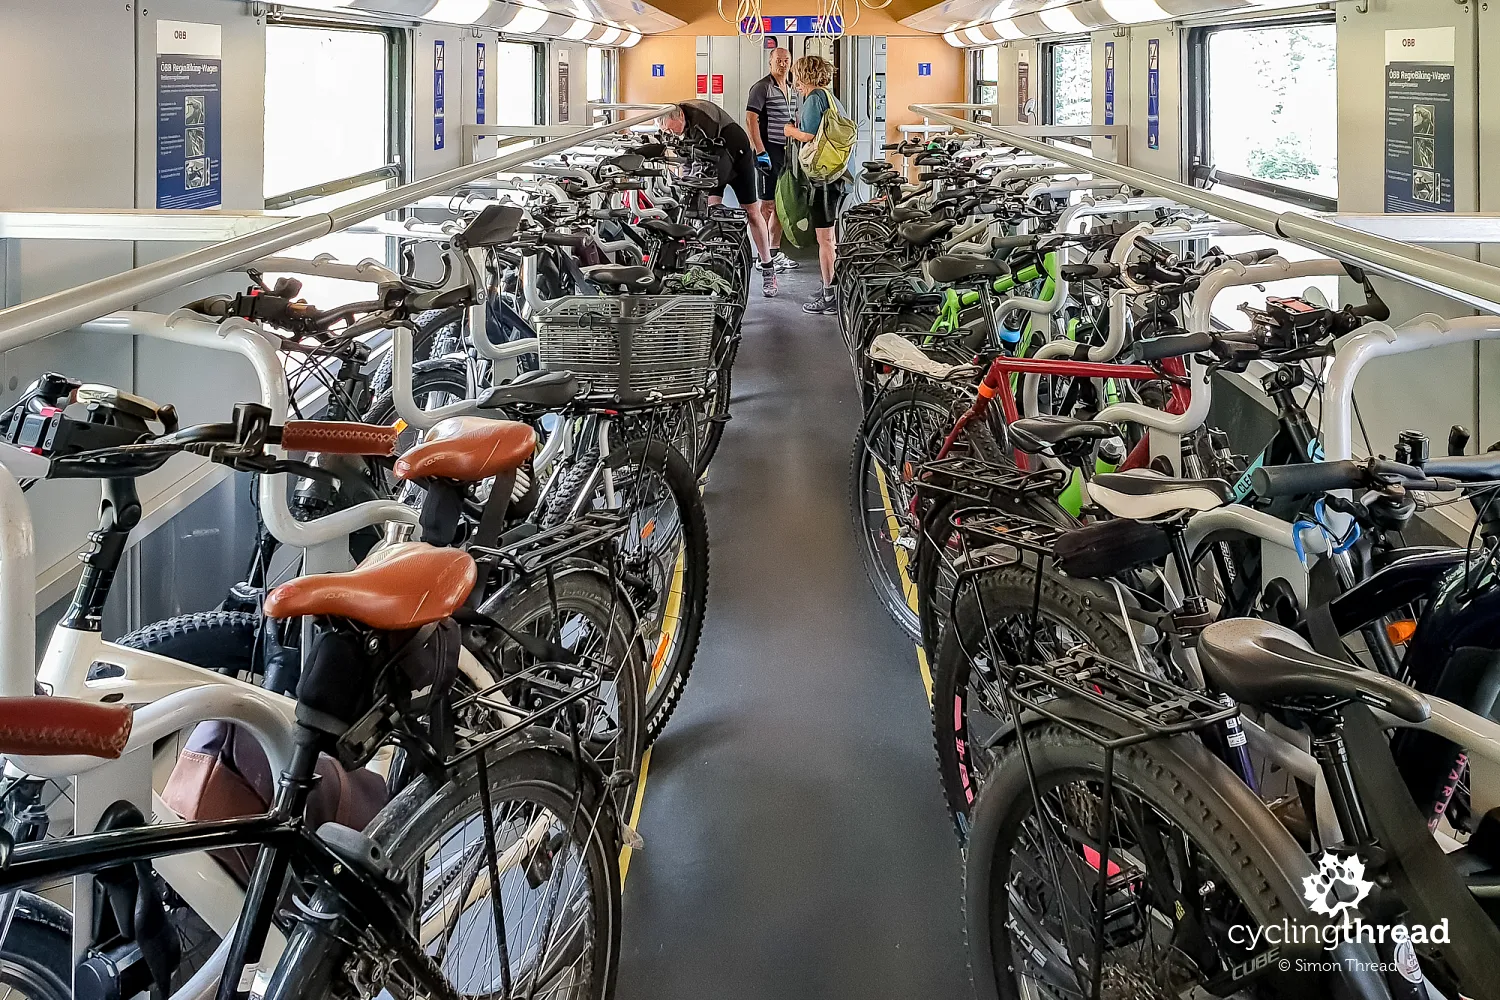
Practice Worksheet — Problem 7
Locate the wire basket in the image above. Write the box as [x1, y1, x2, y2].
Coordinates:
[536, 294, 716, 400]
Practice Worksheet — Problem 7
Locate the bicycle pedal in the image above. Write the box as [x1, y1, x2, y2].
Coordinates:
[621, 823, 645, 851]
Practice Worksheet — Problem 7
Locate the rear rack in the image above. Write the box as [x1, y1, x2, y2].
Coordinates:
[471, 510, 631, 578]
[950, 507, 1066, 557]
[1005, 650, 1238, 750]
[918, 456, 1067, 505]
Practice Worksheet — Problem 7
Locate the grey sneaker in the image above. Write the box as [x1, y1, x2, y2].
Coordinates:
[761, 263, 779, 298]
[772, 251, 799, 271]
[802, 288, 835, 314]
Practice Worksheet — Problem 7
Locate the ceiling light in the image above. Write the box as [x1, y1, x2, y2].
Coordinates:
[1039, 5, 1084, 32]
[596, 24, 622, 43]
[498, 0, 549, 33]
[943, 30, 965, 47]
[620, 30, 642, 46]
[993, 18, 1025, 38]
[427, 0, 491, 23]
[1100, 0, 1166, 21]
[563, 17, 592, 37]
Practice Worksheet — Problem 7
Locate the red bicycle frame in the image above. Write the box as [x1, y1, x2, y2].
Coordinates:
[935, 355, 1191, 470]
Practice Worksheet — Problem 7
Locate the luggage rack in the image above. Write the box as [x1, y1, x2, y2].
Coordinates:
[471, 509, 632, 578]
[918, 456, 1067, 505]
[949, 507, 1066, 556]
[1005, 649, 1238, 751]
[446, 658, 607, 766]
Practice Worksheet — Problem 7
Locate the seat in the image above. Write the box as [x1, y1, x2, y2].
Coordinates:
[1088, 470, 1234, 520]
[1009, 415, 1119, 455]
[897, 219, 955, 247]
[708, 205, 747, 221]
[927, 254, 1008, 285]
[394, 416, 535, 483]
[861, 159, 891, 171]
[891, 206, 930, 223]
[0, 697, 132, 759]
[1198, 618, 1430, 724]
[679, 176, 719, 191]
[583, 264, 661, 294]
[477, 370, 579, 412]
[263, 542, 477, 631]
[641, 219, 694, 242]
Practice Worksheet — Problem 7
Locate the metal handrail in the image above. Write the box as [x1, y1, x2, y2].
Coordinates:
[263, 162, 401, 211]
[908, 103, 1500, 314]
[0, 106, 670, 353]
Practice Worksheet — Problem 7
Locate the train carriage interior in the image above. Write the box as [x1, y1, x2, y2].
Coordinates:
[10, 0, 1500, 997]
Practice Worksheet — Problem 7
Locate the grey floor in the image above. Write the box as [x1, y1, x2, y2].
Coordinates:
[616, 262, 972, 998]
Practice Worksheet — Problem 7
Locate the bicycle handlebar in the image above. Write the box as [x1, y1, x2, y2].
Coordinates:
[1136, 330, 1214, 361]
[1251, 458, 1443, 498]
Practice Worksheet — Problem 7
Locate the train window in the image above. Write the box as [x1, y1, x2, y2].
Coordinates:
[491, 41, 543, 126]
[587, 46, 617, 116]
[1042, 40, 1091, 128]
[263, 25, 395, 199]
[972, 46, 998, 123]
[1188, 17, 1337, 210]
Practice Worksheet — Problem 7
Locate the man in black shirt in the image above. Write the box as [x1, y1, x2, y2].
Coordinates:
[746, 44, 799, 288]
[659, 99, 778, 295]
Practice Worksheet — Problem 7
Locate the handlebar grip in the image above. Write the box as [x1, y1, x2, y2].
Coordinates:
[1058, 263, 1119, 281]
[991, 235, 1037, 250]
[1136, 330, 1214, 361]
[1231, 249, 1280, 265]
[1251, 461, 1367, 498]
[881, 142, 901, 151]
[280, 421, 398, 456]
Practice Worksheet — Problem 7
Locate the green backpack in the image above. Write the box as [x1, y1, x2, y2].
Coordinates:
[774, 154, 813, 248]
[799, 87, 856, 183]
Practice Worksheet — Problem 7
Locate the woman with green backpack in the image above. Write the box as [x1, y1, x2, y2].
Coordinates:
[783, 55, 852, 315]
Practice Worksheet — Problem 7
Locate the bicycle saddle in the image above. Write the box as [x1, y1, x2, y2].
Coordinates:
[1198, 618, 1430, 724]
[927, 254, 1008, 285]
[640, 219, 694, 242]
[897, 219, 955, 247]
[861, 159, 892, 171]
[891, 205, 931, 223]
[708, 205, 747, 221]
[678, 177, 719, 190]
[1088, 470, 1234, 520]
[1008, 415, 1119, 455]
[264, 542, 477, 631]
[477, 369, 579, 412]
[583, 264, 662, 294]
[394, 416, 535, 483]
[0, 697, 132, 758]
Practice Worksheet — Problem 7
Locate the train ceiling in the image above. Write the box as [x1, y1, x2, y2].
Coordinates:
[278, 0, 684, 39]
[900, 0, 1324, 37]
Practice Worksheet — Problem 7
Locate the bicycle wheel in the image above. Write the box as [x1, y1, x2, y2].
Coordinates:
[544, 439, 708, 742]
[967, 719, 1323, 1000]
[850, 384, 963, 640]
[367, 307, 466, 401]
[0, 893, 73, 1000]
[696, 335, 738, 475]
[473, 568, 646, 813]
[265, 746, 619, 1000]
[932, 564, 1133, 840]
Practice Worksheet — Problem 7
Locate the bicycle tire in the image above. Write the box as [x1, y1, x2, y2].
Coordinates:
[361, 358, 469, 428]
[115, 610, 258, 676]
[367, 307, 465, 401]
[0, 892, 72, 1000]
[696, 336, 738, 475]
[474, 568, 646, 814]
[932, 565, 1134, 840]
[264, 746, 619, 1000]
[967, 719, 1325, 1000]
[849, 384, 965, 640]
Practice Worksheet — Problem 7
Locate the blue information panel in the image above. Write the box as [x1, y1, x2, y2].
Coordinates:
[156, 21, 222, 209]
[1104, 41, 1115, 126]
[739, 15, 842, 34]
[1383, 27, 1455, 213]
[651, 63, 665, 77]
[918, 62, 931, 76]
[434, 40, 446, 150]
[476, 42, 486, 126]
[1146, 38, 1160, 150]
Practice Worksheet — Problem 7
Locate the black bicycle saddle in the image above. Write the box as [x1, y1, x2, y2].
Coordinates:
[583, 264, 661, 294]
[640, 219, 694, 242]
[1008, 415, 1118, 455]
[1198, 618, 1430, 724]
[927, 254, 1008, 285]
[477, 369, 579, 412]
[897, 219, 955, 248]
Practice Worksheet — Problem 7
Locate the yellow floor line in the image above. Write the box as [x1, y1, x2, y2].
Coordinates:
[619, 744, 652, 883]
[868, 451, 933, 704]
